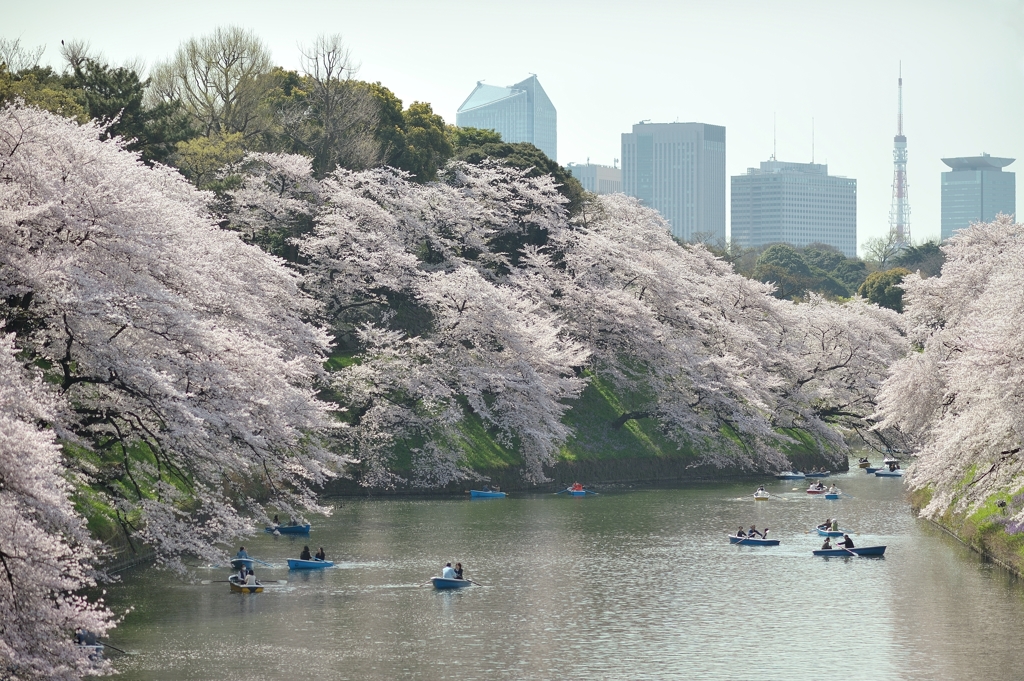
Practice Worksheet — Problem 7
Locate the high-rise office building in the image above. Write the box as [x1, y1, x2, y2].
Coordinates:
[731, 160, 858, 258]
[455, 75, 557, 161]
[940, 154, 1015, 240]
[566, 162, 622, 195]
[621, 122, 726, 242]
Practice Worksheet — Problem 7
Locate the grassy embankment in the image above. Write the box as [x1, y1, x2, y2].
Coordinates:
[330, 364, 837, 493]
[911, 473, 1024, 578]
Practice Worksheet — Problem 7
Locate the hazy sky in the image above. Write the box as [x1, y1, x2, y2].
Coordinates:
[6, 0, 1024, 251]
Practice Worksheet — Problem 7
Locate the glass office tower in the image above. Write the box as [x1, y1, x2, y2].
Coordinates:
[456, 75, 557, 161]
[620, 122, 726, 242]
[730, 160, 858, 258]
[940, 154, 1015, 240]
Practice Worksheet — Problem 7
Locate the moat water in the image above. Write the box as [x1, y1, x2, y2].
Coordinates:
[101, 469, 1024, 680]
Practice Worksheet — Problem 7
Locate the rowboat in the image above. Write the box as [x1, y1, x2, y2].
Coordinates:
[805, 471, 831, 478]
[568, 490, 587, 496]
[230, 558, 254, 571]
[287, 558, 334, 570]
[824, 493, 841, 500]
[753, 491, 770, 501]
[812, 545, 886, 557]
[470, 490, 506, 498]
[875, 469, 903, 477]
[431, 577, 473, 589]
[857, 460, 872, 468]
[816, 526, 849, 537]
[265, 523, 311, 534]
[775, 472, 805, 480]
[864, 467, 881, 473]
[729, 535, 780, 546]
[806, 487, 827, 494]
[228, 574, 264, 593]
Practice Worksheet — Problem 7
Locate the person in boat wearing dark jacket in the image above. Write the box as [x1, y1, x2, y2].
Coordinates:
[748, 525, 763, 538]
[838, 534, 855, 549]
[736, 526, 747, 537]
[300, 546, 312, 560]
[315, 547, 326, 561]
[454, 562, 464, 579]
[821, 537, 833, 550]
[236, 546, 249, 559]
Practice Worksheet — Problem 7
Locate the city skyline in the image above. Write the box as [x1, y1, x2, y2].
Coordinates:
[5, 0, 1022, 251]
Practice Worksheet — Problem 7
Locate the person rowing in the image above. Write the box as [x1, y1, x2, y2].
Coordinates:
[828, 484, 838, 494]
[838, 534, 855, 549]
[818, 518, 831, 531]
[236, 546, 249, 559]
[571, 481, 584, 491]
[736, 526, 747, 537]
[442, 562, 456, 579]
[748, 525, 763, 538]
[300, 545, 312, 561]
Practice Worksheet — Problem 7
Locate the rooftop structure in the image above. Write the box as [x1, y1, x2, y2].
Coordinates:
[566, 162, 622, 195]
[731, 159, 858, 258]
[621, 122, 726, 242]
[456, 75, 557, 161]
[940, 153, 1015, 239]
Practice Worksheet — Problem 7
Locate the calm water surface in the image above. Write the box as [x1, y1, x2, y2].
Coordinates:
[102, 469, 1024, 680]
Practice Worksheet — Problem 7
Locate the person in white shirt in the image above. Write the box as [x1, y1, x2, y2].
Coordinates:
[441, 562, 456, 579]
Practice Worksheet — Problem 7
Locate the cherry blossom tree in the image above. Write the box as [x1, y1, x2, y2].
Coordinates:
[875, 214, 1024, 520]
[0, 103, 344, 569]
[0, 333, 114, 680]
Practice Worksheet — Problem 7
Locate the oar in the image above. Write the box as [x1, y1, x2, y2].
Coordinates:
[251, 558, 274, 568]
[555, 488, 569, 495]
[98, 640, 129, 655]
[200, 580, 231, 584]
[466, 578, 489, 587]
[584, 489, 599, 495]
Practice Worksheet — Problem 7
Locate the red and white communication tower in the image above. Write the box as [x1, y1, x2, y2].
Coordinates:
[889, 66, 911, 244]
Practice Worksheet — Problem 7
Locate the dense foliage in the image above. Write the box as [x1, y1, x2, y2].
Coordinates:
[875, 215, 1024, 521]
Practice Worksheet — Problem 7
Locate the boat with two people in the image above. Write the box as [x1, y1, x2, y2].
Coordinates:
[813, 533, 884, 556]
[857, 457, 872, 469]
[807, 481, 828, 494]
[289, 545, 334, 570]
[229, 568, 263, 593]
[805, 468, 831, 478]
[815, 519, 849, 536]
[431, 561, 474, 589]
[265, 516, 311, 534]
[470, 485, 506, 498]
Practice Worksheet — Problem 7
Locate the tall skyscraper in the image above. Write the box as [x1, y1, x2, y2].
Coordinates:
[621, 122, 726, 242]
[566, 162, 622, 195]
[455, 75, 557, 161]
[731, 160, 858, 258]
[940, 154, 1016, 239]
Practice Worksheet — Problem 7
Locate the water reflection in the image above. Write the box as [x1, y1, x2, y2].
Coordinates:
[101, 471, 1024, 680]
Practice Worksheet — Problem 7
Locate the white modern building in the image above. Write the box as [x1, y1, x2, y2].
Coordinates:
[566, 162, 622, 195]
[621, 122, 726, 242]
[456, 75, 557, 161]
[731, 160, 857, 258]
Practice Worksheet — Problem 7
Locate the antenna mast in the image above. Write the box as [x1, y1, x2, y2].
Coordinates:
[889, 63, 911, 244]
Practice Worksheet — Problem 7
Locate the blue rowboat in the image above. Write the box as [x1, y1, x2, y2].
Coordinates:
[729, 535, 780, 546]
[864, 467, 881, 473]
[813, 545, 886, 557]
[875, 469, 903, 477]
[825, 493, 841, 500]
[805, 471, 831, 478]
[431, 577, 472, 589]
[287, 558, 334, 569]
[265, 524, 311, 534]
[816, 527, 849, 537]
[470, 490, 506, 498]
[775, 472, 805, 480]
[230, 558, 254, 570]
[568, 490, 587, 497]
